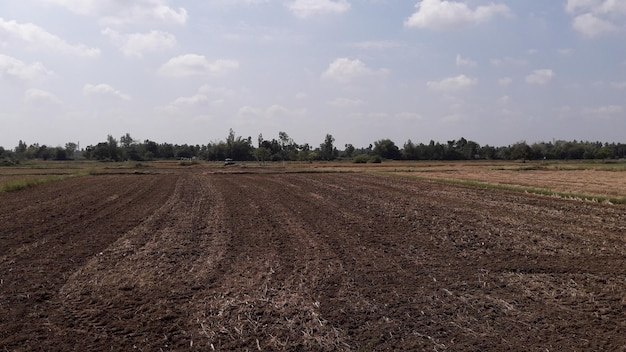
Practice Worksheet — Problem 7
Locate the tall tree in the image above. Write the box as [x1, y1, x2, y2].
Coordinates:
[16, 140, 27, 154]
[319, 134, 337, 161]
[373, 139, 401, 159]
[65, 142, 77, 158]
[120, 133, 135, 149]
[344, 144, 355, 158]
[254, 147, 270, 164]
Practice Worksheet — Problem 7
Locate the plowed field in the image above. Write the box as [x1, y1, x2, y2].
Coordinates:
[1, 171, 625, 351]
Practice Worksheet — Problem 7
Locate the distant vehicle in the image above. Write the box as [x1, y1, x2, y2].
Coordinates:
[224, 158, 235, 166]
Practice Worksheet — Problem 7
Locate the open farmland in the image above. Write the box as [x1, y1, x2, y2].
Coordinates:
[1, 165, 626, 351]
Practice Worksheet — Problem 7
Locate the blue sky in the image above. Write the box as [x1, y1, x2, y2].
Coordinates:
[1, 0, 625, 149]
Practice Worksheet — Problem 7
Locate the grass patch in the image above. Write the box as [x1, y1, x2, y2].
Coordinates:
[0, 175, 78, 193]
[179, 160, 200, 167]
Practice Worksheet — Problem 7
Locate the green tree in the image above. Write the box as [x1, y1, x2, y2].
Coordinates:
[0, 146, 8, 160]
[159, 143, 175, 159]
[120, 133, 134, 148]
[344, 144, 355, 158]
[176, 144, 194, 159]
[65, 142, 77, 159]
[206, 141, 227, 161]
[107, 135, 123, 161]
[55, 147, 68, 160]
[143, 140, 159, 159]
[509, 141, 532, 160]
[402, 139, 419, 160]
[254, 147, 271, 164]
[36, 145, 52, 160]
[225, 129, 254, 160]
[279, 131, 290, 149]
[373, 139, 401, 159]
[319, 134, 338, 161]
[16, 140, 27, 154]
[462, 140, 480, 160]
[226, 128, 236, 156]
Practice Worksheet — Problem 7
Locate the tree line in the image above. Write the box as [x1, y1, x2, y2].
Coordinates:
[1, 130, 625, 165]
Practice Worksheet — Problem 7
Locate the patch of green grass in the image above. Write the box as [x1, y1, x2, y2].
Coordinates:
[0, 175, 77, 193]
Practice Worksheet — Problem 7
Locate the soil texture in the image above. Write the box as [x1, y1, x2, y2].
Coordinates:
[1, 172, 625, 351]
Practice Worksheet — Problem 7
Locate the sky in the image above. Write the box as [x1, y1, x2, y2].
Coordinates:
[1, 0, 625, 150]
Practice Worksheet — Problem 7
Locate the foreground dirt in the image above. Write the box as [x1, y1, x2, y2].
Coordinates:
[1, 172, 625, 351]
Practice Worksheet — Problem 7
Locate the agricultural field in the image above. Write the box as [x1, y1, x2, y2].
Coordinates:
[1, 161, 625, 351]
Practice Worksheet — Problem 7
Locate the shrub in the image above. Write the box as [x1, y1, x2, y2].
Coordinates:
[0, 158, 17, 166]
[353, 155, 369, 163]
[369, 155, 382, 163]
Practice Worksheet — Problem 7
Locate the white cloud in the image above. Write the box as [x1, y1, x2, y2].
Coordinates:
[237, 104, 308, 119]
[572, 13, 618, 37]
[566, 0, 624, 37]
[286, 0, 351, 19]
[427, 74, 477, 91]
[158, 84, 234, 112]
[172, 94, 208, 106]
[238, 106, 263, 116]
[328, 97, 363, 107]
[558, 48, 574, 55]
[23, 88, 62, 105]
[0, 54, 53, 80]
[405, 0, 511, 30]
[498, 77, 513, 87]
[525, 69, 555, 85]
[0, 18, 100, 57]
[455, 54, 477, 68]
[158, 54, 240, 77]
[83, 83, 131, 100]
[44, 0, 188, 26]
[102, 28, 176, 58]
[321, 58, 388, 83]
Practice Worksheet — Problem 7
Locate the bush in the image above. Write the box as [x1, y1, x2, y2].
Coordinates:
[369, 155, 382, 163]
[353, 155, 369, 163]
[0, 158, 17, 166]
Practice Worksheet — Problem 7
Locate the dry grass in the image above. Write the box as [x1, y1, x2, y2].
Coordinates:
[380, 160, 626, 201]
[2, 159, 625, 200]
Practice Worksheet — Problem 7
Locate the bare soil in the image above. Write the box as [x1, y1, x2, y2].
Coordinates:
[1, 171, 625, 351]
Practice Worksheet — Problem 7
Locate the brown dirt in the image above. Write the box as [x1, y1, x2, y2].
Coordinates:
[1, 171, 625, 351]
